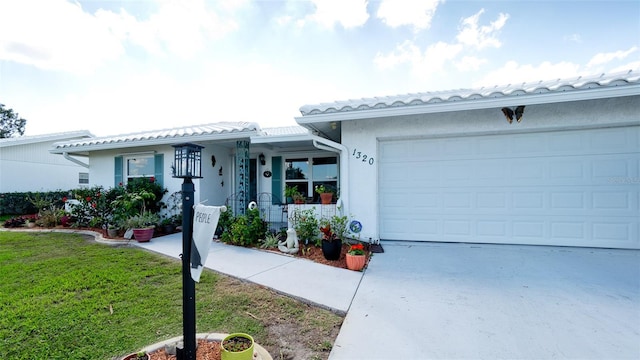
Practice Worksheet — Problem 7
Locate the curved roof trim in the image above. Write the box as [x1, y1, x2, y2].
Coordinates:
[297, 69, 640, 119]
[50, 122, 259, 153]
[0, 130, 93, 148]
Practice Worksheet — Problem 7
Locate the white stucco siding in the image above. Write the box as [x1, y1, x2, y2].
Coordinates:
[341, 96, 640, 248]
[0, 141, 89, 192]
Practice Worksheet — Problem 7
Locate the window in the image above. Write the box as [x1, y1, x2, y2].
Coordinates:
[79, 172, 89, 184]
[125, 155, 154, 183]
[114, 154, 164, 187]
[285, 156, 338, 202]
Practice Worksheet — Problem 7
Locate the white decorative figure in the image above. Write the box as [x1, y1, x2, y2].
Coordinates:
[278, 228, 299, 254]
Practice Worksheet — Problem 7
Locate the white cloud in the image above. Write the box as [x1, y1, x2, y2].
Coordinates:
[374, 8, 506, 77]
[587, 46, 638, 68]
[376, 0, 441, 32]
[0, 0, 124, 74]
[456, 9, 508, 49]
[374, 40, 463, 77]
[373, 40, 421, 69]
[563, 33, 582, 43]
[473, 60, 581, 88]
[304, 0, 369, 29]
[0, 0, 240, 74]
[456, 56, 487, 71]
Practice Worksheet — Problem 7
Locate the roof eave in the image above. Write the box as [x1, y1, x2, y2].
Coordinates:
[295, 84, 640, 124]
[250, 133, 314, 144]
[50, 131, 258, 154]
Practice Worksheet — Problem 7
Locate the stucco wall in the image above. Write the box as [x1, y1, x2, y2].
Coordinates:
[0, 141, 89, 192]
[341, 96, 640, 242]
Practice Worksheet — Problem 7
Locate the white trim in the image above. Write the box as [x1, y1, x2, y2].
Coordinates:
[295, 84, 640, 124]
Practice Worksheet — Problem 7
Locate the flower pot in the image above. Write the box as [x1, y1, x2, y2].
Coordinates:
[107, 228, 119, 238]
[319, 192, 333, 204]
[321, 238, 342, 260]
[162, 224, 176, 234]
[133, 228, 154, 242]
[346, 253, 366, 271]
[221, 333, 254, 360]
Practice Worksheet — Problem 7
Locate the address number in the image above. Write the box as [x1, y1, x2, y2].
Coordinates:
[352, 148, 374, 165]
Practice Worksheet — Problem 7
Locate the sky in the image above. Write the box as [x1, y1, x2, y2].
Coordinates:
[0, 0, 638, 137]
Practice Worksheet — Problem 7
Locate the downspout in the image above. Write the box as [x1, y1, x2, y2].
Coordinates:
[63, 152, 89, 168]
[310, 135, 349, 216]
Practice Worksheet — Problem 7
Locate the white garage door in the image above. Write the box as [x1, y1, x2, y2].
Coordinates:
[379, 126, 639, 249]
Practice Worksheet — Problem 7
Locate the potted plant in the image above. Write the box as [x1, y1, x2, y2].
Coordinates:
[292, 208, 319, 245]
[107, 223, 119, 238]
[284, 185, 299, 204]
[319, 213, 349, 260]
[124, 211, 160, 242]
[221, 333, 254, 360]
[346, 243, 366, 271]
[315, 184, 334, 204]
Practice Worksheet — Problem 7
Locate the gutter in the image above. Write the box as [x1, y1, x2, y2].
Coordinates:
[63, 152, 89, 168]
[310, 135, 349, 216]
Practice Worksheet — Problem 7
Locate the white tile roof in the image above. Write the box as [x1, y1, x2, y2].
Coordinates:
[0, 130, 93, 148]
[51, 122, 259, 153]
[260, 126, 310, 136]
[299, 69, 640, 116]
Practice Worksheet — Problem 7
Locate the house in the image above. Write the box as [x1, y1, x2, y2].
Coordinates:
[49, 123, 344, 229]
[50, 69, 639, 250]
[296, 69, 640, 249]
[0, 130, 94, 192]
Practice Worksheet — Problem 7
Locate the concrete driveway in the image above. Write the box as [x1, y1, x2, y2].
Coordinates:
[330, 242, 640, 359]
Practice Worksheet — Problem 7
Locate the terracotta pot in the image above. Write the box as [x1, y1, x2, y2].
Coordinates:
[346, 253, 366, 271]
[321, 239, 342, 260]
[319, 192, 333, 204]
[133, 228, 154, 242]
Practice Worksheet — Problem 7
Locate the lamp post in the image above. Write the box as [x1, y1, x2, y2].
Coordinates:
[172, 143, 203, 360]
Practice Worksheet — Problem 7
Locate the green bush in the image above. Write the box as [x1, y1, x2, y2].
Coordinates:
[0, 191, 68, 216]
[221, 208, 268, 247]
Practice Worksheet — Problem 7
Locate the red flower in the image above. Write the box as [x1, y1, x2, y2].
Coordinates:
[91, 203, 97, 208]
[149, 177, 155, 183]
[62, 197, 68, 203]
[86, 196, 92, 202]
[119, 182, 123, 186]
[348, 243, 365, 255]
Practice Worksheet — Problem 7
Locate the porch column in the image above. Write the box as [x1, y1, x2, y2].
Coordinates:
[235, 140, 250, 215]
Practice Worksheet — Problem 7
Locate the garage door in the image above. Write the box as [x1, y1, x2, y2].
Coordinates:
[379, 126, 639, 249]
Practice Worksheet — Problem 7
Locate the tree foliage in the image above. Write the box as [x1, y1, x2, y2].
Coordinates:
[0, 103, 27, 138]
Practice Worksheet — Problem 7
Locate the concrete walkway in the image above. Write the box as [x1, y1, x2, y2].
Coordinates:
[133, 233, 363, 314]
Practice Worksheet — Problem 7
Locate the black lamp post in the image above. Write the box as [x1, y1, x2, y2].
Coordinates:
[172, 143, 203, 360]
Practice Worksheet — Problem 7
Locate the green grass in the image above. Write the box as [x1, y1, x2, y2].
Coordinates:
[0, 232, 343, 359]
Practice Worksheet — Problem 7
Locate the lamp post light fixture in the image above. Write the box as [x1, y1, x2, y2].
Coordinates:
[172, 143, 203, 360]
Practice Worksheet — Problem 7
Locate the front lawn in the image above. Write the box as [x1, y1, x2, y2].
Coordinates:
[0, 232, 343, 359]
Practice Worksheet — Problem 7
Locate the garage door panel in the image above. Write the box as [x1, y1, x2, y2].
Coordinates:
[379, 126, 640, 249]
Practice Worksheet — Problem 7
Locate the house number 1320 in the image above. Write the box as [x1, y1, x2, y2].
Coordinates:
[352, 148, 374, 165]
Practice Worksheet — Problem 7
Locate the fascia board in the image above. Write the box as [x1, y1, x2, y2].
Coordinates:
[250, 134, 314, 144]
[50, 132, 256, 154]
[295, 85, 640, 124]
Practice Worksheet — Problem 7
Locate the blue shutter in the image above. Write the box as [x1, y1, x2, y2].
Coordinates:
[154, 154, 164, 187]
[271, 156, 282, 204]
[114, 156, 123, 187]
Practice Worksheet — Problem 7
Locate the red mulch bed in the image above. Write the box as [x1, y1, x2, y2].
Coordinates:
[295, 242, 371, 270]
[150, 338, 221, 360]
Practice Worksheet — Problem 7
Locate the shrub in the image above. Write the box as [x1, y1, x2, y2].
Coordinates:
[221, 208, 267, 247]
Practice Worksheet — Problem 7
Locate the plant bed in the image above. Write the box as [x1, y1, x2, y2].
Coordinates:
[150, 338, 221, 360]
[296, 243, 371, 270]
